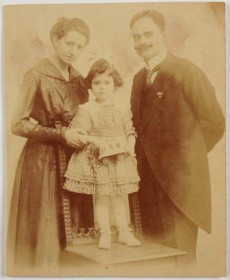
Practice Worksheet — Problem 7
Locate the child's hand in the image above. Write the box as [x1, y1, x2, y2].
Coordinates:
[64, 129, 88, 148]
[126, 135, 136, 156]
[86, 137, 101, 147]
[126, 142, 135, 156]
[75, 128, 88, 135]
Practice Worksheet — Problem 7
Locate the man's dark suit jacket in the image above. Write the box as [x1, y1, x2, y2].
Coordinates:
[131, 53, 225, 233]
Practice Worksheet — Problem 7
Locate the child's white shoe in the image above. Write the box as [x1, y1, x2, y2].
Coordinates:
[118, 228, 141, 247]
[98, 231, 111, 249]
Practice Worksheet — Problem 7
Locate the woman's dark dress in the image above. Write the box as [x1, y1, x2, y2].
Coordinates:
[7, 58, 92, 270]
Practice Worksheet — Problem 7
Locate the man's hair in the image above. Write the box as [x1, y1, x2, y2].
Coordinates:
[130, 10, 165, 32]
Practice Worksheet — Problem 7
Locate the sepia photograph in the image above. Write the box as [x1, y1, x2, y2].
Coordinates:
[3, 1, 226, 277]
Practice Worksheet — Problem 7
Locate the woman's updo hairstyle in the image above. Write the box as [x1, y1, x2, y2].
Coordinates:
[85, 58, 123, 89]
[50, 17, 90, 45]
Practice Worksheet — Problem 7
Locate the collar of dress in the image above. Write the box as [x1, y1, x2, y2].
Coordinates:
[35, 58, 81, 82]
[79, 100, 128, 114]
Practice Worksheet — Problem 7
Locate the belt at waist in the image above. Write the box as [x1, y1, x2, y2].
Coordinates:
[38, 120, 69, 128]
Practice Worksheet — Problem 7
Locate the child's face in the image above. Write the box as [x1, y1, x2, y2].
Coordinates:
[91, 72, 115, 102]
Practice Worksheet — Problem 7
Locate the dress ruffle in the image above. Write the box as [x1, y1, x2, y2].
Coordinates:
[64, 179, 139, 197]
[64, 102, 140, 197]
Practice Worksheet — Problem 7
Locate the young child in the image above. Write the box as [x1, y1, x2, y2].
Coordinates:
[63, 59, 140, 249]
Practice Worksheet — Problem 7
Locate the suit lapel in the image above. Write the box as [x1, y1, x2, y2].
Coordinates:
[131, 68, 146, 127]
[138, 54, 173, 133]
[138, 73, 164, 132]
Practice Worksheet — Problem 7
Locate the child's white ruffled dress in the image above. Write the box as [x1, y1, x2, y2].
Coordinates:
[63, 101, 140, 197]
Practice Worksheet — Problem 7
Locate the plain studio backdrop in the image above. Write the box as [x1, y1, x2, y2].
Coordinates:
[4, 2, 226, 276]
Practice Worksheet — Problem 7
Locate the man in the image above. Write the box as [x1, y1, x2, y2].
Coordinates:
[130, 10, 225, 261]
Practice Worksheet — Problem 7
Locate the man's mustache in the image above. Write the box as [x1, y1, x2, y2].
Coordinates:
[134, 44, 152, 51]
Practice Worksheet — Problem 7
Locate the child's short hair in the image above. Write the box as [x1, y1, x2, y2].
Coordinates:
[85, 59, 123, 89]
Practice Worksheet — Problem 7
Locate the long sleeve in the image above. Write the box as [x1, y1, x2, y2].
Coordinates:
[12, 69, 65, 142]
[183, 65, 225, 152]
[124, 109, 137, 137]
[68, 107, 91, 132]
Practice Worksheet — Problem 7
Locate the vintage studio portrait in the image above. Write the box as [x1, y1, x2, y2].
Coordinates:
[4, 2, 226, 277]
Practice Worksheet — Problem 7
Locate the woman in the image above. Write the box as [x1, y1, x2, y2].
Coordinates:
[7, 17, 93, 273]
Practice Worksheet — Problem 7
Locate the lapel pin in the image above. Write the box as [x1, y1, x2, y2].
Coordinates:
[157, 92, 164, 98]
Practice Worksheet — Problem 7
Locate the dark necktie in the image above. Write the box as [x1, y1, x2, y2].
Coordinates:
[145, 64, 160, 89]
[141, 64, 161, 120]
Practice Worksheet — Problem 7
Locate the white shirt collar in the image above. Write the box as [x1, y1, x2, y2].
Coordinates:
[145, 48, 168, 71]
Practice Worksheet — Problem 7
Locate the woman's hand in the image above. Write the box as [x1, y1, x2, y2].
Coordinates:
[64, 128, 88, 148]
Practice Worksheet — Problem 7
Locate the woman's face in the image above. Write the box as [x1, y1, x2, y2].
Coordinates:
[91, 72, 115, 102]
[53, 30, 87, 65]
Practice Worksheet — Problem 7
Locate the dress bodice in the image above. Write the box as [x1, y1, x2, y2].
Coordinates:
[12, 58, 88, 141]
[69, 101, 135, 138]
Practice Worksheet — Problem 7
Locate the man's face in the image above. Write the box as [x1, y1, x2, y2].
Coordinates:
[131, 16, 165, 61]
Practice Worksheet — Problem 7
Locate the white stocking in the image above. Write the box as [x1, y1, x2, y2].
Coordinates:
[111, 195, 140, 246]
[110, 195, 128, 231]
[95, 196, 110, 232]
[95, 196, 111, 249]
